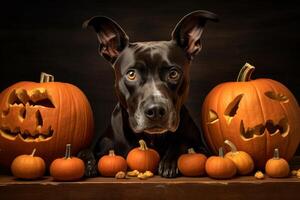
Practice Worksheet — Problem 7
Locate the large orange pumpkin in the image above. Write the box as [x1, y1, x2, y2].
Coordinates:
[202, 63, 300, 169]
[0, 72, 94, 167]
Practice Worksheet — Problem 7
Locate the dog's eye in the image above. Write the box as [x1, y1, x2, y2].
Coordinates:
[126, 70, 136, 81]
[168, 69, 180, 81]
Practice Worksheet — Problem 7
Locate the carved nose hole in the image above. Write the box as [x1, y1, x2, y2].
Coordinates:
[265, 91, 289, 103]
[224, 94, 243, 125]
[207, 109, 219, 124]
[36, 110, 43, 127]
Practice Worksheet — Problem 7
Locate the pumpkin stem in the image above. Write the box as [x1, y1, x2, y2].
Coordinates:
[31, 148, 37, 156]
[237, 63, 255, 82]
[224, 140, 237, 153]
[219, 147, 224, 157]
[109, 150, 115, 156]
[139, 139, 148, 151]
[188, 148, 196, 154]
[65, 144, 72, 159]
[274, 148, 280, 159]
[40, 72, 54, 83]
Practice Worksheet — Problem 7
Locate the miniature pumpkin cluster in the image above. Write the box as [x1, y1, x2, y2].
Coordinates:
[11, 144, 86, 181]
[177, 140, 292, 179]
[98, 139, 160, 180]
[9, 139, 160, 181]
[177, 140, 254, 179]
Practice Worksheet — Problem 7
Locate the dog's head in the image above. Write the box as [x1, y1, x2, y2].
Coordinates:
[84, 10, 218, 134]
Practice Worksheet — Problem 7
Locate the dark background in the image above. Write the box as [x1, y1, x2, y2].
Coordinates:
[0, 0, 299, 154]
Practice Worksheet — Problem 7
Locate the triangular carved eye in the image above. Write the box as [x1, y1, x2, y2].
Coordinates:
[265, 91, 288, 103]
[207, 109, 219, 124]
[224, 94, 243, 125]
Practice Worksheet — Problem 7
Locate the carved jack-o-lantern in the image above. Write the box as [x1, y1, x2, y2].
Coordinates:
[0, 73, 94, 167]
[202, 63, 300, 169]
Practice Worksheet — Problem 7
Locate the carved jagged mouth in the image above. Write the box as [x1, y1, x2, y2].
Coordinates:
[0, 127, 54, 142]
[240, 118, 289, 140]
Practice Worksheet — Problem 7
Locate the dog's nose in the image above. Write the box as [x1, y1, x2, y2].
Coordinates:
[144, 104, 167, 120]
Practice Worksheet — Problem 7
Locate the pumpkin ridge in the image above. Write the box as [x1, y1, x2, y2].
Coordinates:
[82, 92, 90, 145]
[215, 86, 226, 153]
[249, 80, 267, 165]
[56, 83, 62, 155]
[71, 84, 78, 145]
[70, 85, 79, 145]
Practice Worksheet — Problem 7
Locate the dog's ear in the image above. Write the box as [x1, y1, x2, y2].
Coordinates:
[171, 10, 218, 60]
[83, 16, 129, 64]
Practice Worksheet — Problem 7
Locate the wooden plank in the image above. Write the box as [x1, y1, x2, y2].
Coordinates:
[0, 175, 300, 200]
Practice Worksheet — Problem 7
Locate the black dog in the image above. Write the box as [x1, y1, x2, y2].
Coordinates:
[78, 10, 218, 178]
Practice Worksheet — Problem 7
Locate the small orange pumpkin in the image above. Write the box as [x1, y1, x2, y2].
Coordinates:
[98, 150, 127, 177]
[50, 144, 85, 181]
[265, 148, 290, 178]
[11, 148, 45, 179]
[224, 140, 254, 175]
[126, 139, 160, 173]
[177, 148, 207, 177]
[205, 147, 237, 179]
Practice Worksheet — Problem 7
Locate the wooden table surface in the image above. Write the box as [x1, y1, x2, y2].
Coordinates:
[1, 173, 300, 200]
[1, 156, 299, 200]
